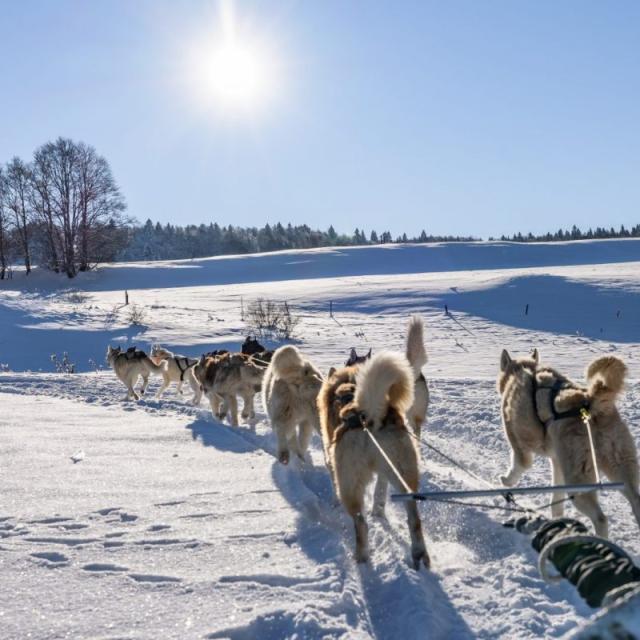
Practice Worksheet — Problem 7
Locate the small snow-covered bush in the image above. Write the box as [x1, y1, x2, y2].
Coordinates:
[126, 304, 147, 326]
[51, 352, 75, 374]
[63, 290, 90, 305]
[245, 298, 300, 340]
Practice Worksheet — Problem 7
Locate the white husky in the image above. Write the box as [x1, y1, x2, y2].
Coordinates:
[262, 345, 324, 464]
[370, 316, 429, 517]
[498, 349, 640, 537]
[106, 346, 167, 401]
[318, 351, 430, 568]
[150, 345, 200, 401]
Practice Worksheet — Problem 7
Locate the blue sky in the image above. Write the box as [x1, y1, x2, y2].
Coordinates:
[1, 1, 639, 238]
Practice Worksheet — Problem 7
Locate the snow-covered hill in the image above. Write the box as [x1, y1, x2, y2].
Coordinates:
[1, 240, 639, 639]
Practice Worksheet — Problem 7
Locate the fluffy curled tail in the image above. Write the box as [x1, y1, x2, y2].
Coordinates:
[271, 345, 305, 378]
[587, 356, 626, 407]
[355, 352, 414, 428]
[405, 316, 427, 378]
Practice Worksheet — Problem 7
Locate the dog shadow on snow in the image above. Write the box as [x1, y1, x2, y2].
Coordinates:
[185, 415, 275, 456]
[271, 459, 475, 640]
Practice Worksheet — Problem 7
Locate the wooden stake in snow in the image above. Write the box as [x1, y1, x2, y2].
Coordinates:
[125, 290, 129, 306]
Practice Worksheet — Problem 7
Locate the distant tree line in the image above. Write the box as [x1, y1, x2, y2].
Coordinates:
[493, 224, 640, 243]
[0, 138, 128, 279]
[118, 221, 476, 262]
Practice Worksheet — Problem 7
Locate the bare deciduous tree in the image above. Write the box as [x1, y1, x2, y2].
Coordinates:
[4, 157, 33, 274]
[21, 138, 128, 277]
[0, 168, 10, 279]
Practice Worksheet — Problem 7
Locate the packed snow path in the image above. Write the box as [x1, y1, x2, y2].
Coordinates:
[1, 241, 640, 638]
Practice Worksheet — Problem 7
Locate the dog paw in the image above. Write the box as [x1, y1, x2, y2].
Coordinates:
[500, 475, 515, 487]
[355, 549, 369, 564]
[412, 548, 430, 571]
[278, 451, 290, 465]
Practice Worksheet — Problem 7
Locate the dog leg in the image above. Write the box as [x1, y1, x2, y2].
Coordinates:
[550, 458, 566, 519]
[216, 395, 228, 420]
[295, 420, 314, 462]
[404, 499, 430, 570]
[226, 395, 239, 426]
[371, 476, 388, 518]
[343, 494, 369, 563]
[274, 421, 295, 465]
[155, 376, 170, 400]
[383, 435, 430, 569]
[395, 473, 429, 569]
[139, 374, 149, 397]
[176, 381, 184, 395]
[622, 485, 640, 532]
[606, 459, 640, 532]
[208, 393, 222, 418]
[240, 392, 254, 420]
[573, 491, 608, 538]
[500, 448, 532, 487]
[124, 374, 140, 401]
[187, 371, 201, 405]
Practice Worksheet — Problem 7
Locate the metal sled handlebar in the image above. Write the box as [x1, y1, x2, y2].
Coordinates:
[391, 482, 625, 502]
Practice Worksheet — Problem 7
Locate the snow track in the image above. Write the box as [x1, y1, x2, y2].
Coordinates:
[3, 243, 640, 638]
[2, 367, 638, 638]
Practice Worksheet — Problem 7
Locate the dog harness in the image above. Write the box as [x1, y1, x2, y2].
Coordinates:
[174, 356, 197, 382]
[532, 368, 591, 423]
[122, 347, 146, 361]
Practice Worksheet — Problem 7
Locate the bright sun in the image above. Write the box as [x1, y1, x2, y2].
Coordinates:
[207, 40, 271, 110]
[189, 1, 279, 117]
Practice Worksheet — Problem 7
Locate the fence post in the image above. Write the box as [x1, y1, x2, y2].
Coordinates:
[125, 290, 129, 306]
[330, 301, 333, 318]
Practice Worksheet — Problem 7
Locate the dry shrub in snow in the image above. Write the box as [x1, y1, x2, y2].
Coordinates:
[245, 298, 300, 340]
[126, 304, 147, 326]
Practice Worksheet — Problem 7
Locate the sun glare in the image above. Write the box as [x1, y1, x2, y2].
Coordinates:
[208, 40, 271, 109]
[189, 1, 280, 117]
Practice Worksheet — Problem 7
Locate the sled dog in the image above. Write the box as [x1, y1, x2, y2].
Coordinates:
[318, 352, 430, 568]
[498, 349, 640, 537]
[106, 345, 167, 401]
[345, 348, 372, 367]
[242, 336, 266, 356]
[262, 345, 324, 464]
[150, 345, 200, 401]
[345, 317, 429, 435]
[347, 317, 429, 516]
[193, 352, 265, 424]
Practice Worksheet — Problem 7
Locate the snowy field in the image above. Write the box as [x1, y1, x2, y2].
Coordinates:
[1, 239, 640, 639]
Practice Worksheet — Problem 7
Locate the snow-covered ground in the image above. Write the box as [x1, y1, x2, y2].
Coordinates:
[1, 240, 640, 639]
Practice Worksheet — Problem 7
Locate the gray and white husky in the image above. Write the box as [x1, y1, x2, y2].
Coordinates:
[150, 344, 200, 401]
[106, 345, 167, 401]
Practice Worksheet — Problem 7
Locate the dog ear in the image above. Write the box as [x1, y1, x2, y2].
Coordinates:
[500, 349, 512, 371]
[531, 348, 539, 364]
[328, 367, 336, 378]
